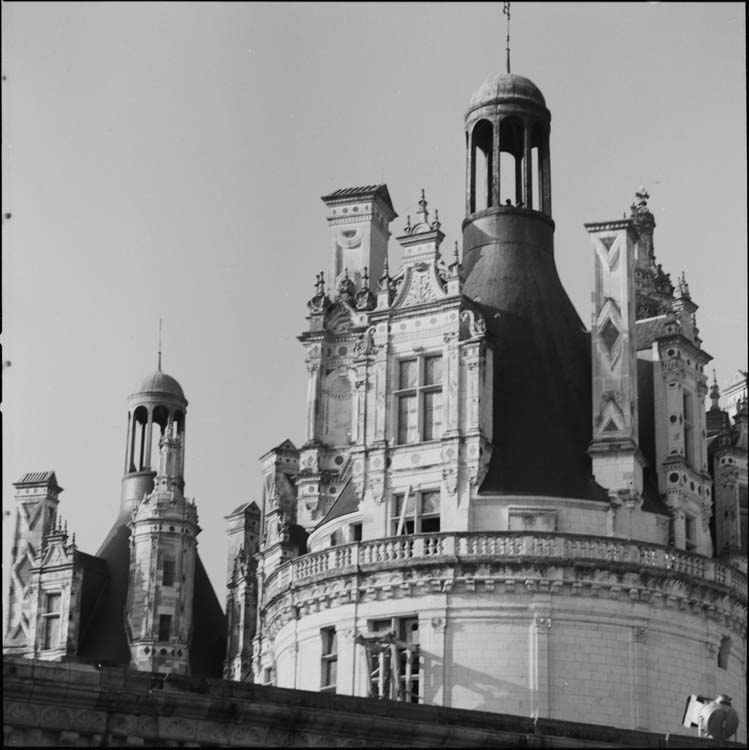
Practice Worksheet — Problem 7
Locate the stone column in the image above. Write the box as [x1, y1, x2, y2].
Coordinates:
[523, 120, 532, 209]
[529, 614, 551, 718]
[630, 625, 649, 729]
[305, 362, 321, 443]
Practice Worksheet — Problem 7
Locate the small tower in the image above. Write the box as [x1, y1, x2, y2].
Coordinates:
[4, 472, 62, 652]
[121, 364, 188, 518]
[460, 72, 593, 498]
[321, 185, 397, 294]
[125, 407, 199, 674]
[223, 501, 261, 681]
[585, 213, 645, 522]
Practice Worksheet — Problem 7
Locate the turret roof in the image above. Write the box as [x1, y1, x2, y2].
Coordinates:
[130, 369, 186, 402]
[468, 72, 546, 111]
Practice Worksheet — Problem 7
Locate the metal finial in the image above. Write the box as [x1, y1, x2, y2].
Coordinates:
[158, 317, 163, 371]
[503, 2, 511, 74]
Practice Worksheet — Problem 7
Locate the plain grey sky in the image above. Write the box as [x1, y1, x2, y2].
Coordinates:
[2, 3, 746, 607]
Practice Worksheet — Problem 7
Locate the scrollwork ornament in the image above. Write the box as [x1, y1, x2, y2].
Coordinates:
[354, 326, 377, 357]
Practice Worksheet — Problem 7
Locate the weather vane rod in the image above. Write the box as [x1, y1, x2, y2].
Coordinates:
[158, 317, 163, 371]
[503, 2, 511, 74]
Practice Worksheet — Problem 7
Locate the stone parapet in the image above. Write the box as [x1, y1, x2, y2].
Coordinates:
[3, 657, 742, 748]
[263, 531, 748, 608]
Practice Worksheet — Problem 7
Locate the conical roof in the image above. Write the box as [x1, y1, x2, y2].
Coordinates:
[462, 226, 605, 501]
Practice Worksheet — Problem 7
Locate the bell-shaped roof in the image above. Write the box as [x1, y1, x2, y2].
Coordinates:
[131, 369, 186, 401]
[468, 72, 546, 111]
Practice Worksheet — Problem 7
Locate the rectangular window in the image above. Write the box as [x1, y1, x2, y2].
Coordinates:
[685, 514, 697, 552]
[158, 614, 172, 641]
[262, 667, 274, 686]
[392, 490, 441, 535]
[351, 523, 363, 542]
[683, 390, 694, 466]
[395, 355, 443, 445]
[42, 592, 61, 650]
[361, 617, 420, 703]
[162, 559, 175, 587]
[320, 627, 338, 693]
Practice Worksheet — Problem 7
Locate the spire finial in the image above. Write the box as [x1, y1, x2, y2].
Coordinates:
[709, 370, 721, 410]
[503, 2, 511, 74]
[158, 317, 163, 371]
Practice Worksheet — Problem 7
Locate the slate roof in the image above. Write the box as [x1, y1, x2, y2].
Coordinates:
[77, 507, 226, 677]
[14, 470, 62, 489]
[468, 72, 547, 111]
[320, 185, 396, 217]
[314, 479, 359, 531]
[635, 315, 669, 349]
[462, 237, 606, 501]
[130, 370, 186, 402]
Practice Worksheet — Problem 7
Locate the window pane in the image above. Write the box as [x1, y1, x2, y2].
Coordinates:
[423, 391, 443, 441]
[159, 614, 171, 641]
[399, 360, 417, 389]
[162, 560, 175, 587]
[325, 660, 337, 686]
[397, 395, 418, 444]
[420, 516, 441, 533]
[424, 356, 442, 386]
[420, 491, 440, 515]
[46, 593, 61, 613]
[321, 627, 337, 655]
[44, 616, 60, 650]
[399, 617, 419, 643]
[395, 494, 416, 517]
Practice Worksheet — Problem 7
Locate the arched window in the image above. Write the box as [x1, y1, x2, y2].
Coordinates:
[470, 120, 493, 212]
[531, 122, 548, 213]
[499, 116, 523, 207]
[150, 405, 170, 468]
[131, 406, 149, 472]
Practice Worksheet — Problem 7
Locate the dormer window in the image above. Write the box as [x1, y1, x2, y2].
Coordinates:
[395, 355, 443, 445]
[42, 592, 61, 650]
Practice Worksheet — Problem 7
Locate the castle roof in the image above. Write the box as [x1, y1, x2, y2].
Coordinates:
[130, 369, 186, 402]
[76, 511, 225, 677]
[321, 184, 396, 217]
[14, 470, 62, 488]
[468, 72, 547, 112]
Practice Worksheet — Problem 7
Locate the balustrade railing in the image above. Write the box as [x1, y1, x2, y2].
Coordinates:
[261, 531, 747, 604]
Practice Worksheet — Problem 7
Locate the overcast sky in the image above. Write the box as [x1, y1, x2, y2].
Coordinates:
[2, 3, 746, 608]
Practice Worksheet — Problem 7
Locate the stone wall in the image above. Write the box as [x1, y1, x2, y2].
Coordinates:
[3, 657, 742, 748]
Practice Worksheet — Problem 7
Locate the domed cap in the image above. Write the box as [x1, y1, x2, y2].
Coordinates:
[468, 72, 546, 112]
[130, 369, 186, 402]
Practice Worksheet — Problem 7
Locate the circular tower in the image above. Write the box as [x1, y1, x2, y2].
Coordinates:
[121, 366, 188, 516]
[461, 72, 595, 498]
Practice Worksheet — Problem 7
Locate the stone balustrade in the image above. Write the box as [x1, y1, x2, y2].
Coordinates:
[261, 531, 748, 605]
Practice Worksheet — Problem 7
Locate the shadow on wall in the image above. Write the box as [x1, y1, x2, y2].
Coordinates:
[422, 621, 530, 715]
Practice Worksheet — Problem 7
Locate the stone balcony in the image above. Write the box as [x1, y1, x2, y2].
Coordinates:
[260, 532, 747, 634]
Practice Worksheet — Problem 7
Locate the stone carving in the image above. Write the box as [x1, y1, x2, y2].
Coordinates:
[460, 309, 487, 339]
[354, 326, 377, 357]
[401, 267, 438, 307]
[366, 476, 384, 504]
[325, 304, 354, 333]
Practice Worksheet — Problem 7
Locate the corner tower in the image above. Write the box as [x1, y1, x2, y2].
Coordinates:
[461, 73, 595, 498]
